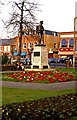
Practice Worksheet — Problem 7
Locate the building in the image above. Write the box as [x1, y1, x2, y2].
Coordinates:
[44, 30, 60, 58]
[0, 39, 12, 56]
[0, 30, 59, 58]
[58, 31, 77, 60]
[0, 30, 77, 62]
[12, 35, 39, 59]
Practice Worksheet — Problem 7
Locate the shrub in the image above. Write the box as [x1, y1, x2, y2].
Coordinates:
[1, 65, 19, 71]
[2, 55, 8, 65]
[0, 56, 2, 64]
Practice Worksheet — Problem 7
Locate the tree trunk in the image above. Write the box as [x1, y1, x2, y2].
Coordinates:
[19, 2, 24, 59]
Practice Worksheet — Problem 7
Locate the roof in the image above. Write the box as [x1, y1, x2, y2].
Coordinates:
[0, 38, 14, 46]
[44, 30, 58, 36]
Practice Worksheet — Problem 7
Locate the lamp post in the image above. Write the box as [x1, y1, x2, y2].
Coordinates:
[73, 17, 77, 68]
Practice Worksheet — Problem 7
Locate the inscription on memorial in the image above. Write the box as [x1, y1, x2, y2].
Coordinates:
[33, 57, 40, 64]
[34, 52, 40, 56]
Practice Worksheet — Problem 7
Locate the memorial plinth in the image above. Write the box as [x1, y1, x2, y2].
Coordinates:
[31, 45, 49, 69]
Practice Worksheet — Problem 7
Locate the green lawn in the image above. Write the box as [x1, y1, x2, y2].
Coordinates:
[0, 87, 2, 107]
[2, 87, 77, 105]
[56, 67, 76, 72]
[56, 68, 77, 79]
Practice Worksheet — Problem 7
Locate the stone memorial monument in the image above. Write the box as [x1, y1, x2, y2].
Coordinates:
[31, 21, 49, 69]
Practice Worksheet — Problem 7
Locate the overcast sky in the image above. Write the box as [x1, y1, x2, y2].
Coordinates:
[0, 0, 77, 38]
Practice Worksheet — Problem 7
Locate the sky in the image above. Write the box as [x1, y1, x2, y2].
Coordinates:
[0, 0, 77, 38]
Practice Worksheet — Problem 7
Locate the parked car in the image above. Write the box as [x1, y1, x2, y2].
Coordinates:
[48, 58, 55, 63]
[48, 58, 66, 64]
[20, 58, 30, 65]
[59, 58, 66, 63]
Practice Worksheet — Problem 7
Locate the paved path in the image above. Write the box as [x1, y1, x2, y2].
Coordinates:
[1, 81, 77, 91]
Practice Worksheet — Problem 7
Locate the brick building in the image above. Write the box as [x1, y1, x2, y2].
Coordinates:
[44, 30, 60, 58]
[0, 39, 13, 56]
[0, 30, 77, 61]
[58, 31, 77, 59]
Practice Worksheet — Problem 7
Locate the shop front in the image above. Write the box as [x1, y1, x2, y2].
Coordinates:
[58, 48, 74, 66]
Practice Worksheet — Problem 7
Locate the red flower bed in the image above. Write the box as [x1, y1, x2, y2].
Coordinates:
[3, 70, 75, 84]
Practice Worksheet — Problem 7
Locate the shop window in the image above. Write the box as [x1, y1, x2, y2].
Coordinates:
[69, 38, 74, 48]
[61, 39, 67, 47]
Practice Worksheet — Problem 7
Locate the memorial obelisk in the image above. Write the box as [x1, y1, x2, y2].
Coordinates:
[31, 21, 49, 69]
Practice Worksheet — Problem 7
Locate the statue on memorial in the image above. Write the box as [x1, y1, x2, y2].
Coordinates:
[36, 21, 44, 44]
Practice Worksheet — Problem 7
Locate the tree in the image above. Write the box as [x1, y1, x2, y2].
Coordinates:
[2, 0, 40, 58]
[0, 0, 4, 13]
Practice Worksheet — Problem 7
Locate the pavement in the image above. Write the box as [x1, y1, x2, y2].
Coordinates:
[1, 80, 77, 91]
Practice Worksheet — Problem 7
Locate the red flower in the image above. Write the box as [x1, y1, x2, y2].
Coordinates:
[53, 73, 60, 79]
[18, 77, 23, 80]
[11, 74, 17, 78]
[58, 77, 66, 82]
[48, 77, 55, 83]
[68, 75, 74, 80]
[61, 72, 68, 76]
[38, 76, 44, 80]
[21, 72, 26, 77]
[50, 79, 55, 83]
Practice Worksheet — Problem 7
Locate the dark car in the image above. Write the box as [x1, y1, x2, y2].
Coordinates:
[48, 58, 54, 63]
[59, 58, 66, 63]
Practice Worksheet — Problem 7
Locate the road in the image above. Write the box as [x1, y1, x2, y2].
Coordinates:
[1, 80, 77, 91]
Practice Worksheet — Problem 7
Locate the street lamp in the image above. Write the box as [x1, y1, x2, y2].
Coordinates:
[73, 17, 77, 68]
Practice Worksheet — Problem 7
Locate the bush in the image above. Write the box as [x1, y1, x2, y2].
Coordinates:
[2, 55, 8, 64]
[0, 56, 2, 64]
[0, 64, 19, 71]
[2, 93, 77, 120]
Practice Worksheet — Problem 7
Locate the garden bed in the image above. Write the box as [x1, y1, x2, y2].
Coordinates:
[2, 70, 76, 83]
[2, 93, 77, 120]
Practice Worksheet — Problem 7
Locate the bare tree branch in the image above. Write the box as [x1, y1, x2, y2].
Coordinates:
[1, 0, 40, 58]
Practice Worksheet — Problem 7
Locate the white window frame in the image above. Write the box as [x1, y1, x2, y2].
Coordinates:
[4, 46, 10, 52]
[28, 42, 32, 49]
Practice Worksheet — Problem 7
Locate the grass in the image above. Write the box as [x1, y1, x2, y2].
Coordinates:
[56, 68, 76, 73]
[2, 87, 77, 105]
[56, 68, 77, 79]
[68, 117, 77, 120]
[0, 87, 2, 107]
